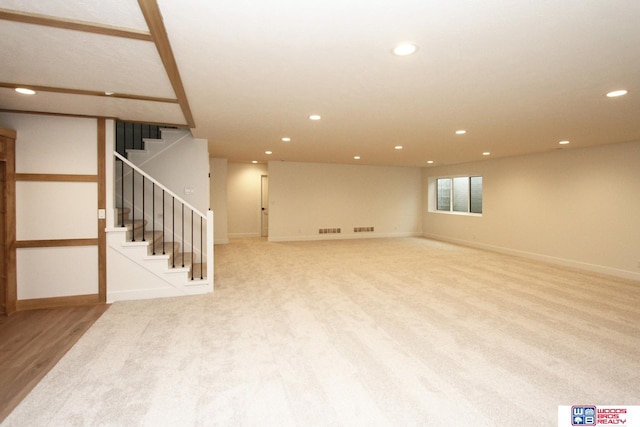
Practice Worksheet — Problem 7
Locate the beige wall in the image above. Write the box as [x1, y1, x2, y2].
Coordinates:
[423, 141, 640, 280]
[268, 161, 422, 241]
[227, 162, 268, 238]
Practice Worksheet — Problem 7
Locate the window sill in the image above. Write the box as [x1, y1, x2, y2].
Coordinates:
[429, 210, 483, 217]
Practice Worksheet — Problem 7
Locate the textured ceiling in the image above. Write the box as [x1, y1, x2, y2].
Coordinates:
[1, 0, 639, 167]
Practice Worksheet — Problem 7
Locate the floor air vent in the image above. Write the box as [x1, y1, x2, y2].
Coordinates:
[319, 228, 341, 234]
[354, 226, 374, 233]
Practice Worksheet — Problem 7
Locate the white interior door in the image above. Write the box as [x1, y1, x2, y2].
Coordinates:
[261, 175, 268, 237]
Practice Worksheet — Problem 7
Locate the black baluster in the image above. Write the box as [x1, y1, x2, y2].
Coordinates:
[181, 204, 185, 268]
[191, 210, 194, 280]
[125, 122, 133, 154]
[172, 197, 175, 268]
[162, 190, 165, 255]
[131, 168, 135, 242]
[120, 158, 124, 227]
[152, 183, 156, 255]
[142, 176, 145, 242]
[133, 123, 140, 150]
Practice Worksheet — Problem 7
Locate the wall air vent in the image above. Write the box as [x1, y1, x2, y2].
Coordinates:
[319, 228, 341, 234]
[354, 226, 374, 233]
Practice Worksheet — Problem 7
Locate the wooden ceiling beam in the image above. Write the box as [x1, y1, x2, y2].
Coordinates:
[138, 0, 196, 128]
[0, 108, 189, 128]
[0, 8, 153, 41]
[0, 82, 178, 104]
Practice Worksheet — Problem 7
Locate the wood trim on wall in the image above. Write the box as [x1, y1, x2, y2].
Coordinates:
[8, 117, 109, 311]
[16, 239, 98, 249]
[97, 119, 107, 303]
[0, 8, 153, 41]
[16, 174, 97, 182]
[0, 129, 17, 315]
[15, 294, 102, 311]
[0, 128, 16, 139]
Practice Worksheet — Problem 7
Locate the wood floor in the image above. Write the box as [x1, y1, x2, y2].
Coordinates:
[0, 304, 109, 422]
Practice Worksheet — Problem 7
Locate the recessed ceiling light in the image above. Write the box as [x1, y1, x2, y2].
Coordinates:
[427, 160, 434, 164]
[354, 156, 361, 160]
[395, 145, 403, 150]
[265, 151, 272, 155]
[309, 114, 321, 121]
[282, 137, 291, 142]
[606, 89, 628, 97]
[393, 43, 418, 56]
[252, 160, 258, 164]
[483, 152, 491, 156]
[15, 87, 36, 95]
[559, 140, 570, 145]
[455, 130, 466, 135]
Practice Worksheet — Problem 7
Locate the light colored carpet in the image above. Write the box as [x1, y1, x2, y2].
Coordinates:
[4, 237, 639, 426]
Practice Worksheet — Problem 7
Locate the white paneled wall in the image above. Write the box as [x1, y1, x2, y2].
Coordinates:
[0, 113, 101, 301]
[13, 114, 97, 174]
[17, 246, 98, 299]
[16, 181, 97, 240]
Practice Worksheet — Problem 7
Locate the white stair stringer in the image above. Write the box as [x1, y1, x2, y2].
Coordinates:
[126, 128, 190, 166]
[106, 227, 211, 303]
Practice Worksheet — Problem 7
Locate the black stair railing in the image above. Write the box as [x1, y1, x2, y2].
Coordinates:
[115, 121, 178, 158]
[115, 152, 206, 280]
[116, 122, 161, 157]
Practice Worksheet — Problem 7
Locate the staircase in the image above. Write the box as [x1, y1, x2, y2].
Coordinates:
[106, 126, 213, 303]
[118, 206, 206, 280]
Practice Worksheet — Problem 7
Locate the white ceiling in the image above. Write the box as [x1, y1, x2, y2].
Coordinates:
[1, 0, 639, 167]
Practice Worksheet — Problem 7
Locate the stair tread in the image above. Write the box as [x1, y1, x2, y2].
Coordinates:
[189, 263, 207, 279]
[120, 219, 147, 230]
[150, 242, 180, 256]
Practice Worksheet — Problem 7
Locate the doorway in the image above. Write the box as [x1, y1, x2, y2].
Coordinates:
[261, 175, 268, 237]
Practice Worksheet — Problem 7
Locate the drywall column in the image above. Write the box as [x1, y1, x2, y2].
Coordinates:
[210, 158, 229, 244]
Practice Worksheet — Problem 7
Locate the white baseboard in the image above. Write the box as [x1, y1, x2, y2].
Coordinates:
[228, 232, 261, 238]
[268, 231, 421, 243]
[107, 287, 185, 304]
[423, 233, 640, 282]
